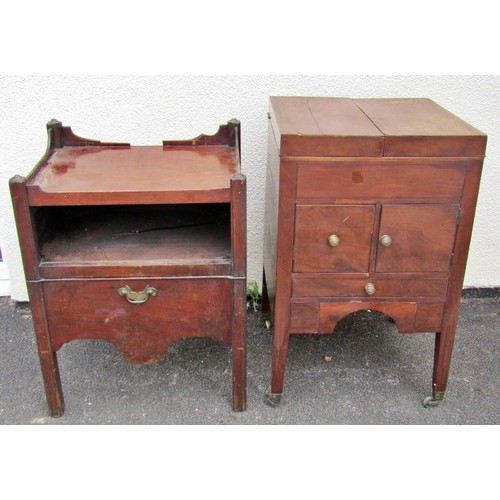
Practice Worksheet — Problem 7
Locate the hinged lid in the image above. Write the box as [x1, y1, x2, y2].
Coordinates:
[269, 96, 487, 157]
[269, 96, 384, 157]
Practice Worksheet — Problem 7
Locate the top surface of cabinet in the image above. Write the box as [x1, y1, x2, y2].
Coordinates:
[27, 145, 239, 205]
[269, 97, 487, 158]
[24, 119, 241, 206]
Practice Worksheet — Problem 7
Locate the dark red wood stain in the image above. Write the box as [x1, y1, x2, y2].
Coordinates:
[264, 96, 486, 405]
[10, 119, 247, 416]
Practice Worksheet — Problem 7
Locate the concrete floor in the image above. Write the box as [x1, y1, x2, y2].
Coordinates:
[0, 295, 498, 425]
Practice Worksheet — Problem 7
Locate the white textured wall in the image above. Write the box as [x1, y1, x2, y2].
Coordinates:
[1, 75, 499, 301]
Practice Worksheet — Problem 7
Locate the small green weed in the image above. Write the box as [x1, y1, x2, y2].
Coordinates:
[247, 280, 261, 312]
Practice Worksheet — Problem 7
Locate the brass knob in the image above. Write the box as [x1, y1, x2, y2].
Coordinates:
[327, 234, 340, 247]
[379, 234, 392, 247]
[365, 283, 376, 295]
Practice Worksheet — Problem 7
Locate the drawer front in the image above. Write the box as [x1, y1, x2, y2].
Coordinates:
[289, 301, 444, 335]
[319, 302, 419, 334]
[297, 163, 466, 199]
[376, 204, 459, 273]
[293, 205, 375, 273]
[293, 277, 449, 298]
[43, 278, 232, 363]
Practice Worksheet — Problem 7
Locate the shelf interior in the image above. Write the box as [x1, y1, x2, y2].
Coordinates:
[36, 204, 231, 269]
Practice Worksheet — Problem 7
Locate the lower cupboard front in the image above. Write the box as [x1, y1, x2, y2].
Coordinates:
[290, 300, 445, 334]
[42, 277, 233, 364]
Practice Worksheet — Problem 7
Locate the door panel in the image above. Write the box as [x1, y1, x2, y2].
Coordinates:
[376, 204, 459, 273]
[294, 205, 375, 273]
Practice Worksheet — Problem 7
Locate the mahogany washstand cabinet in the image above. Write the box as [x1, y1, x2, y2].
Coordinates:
[10, 119, 247, 416]
[262, 97, 487, 407]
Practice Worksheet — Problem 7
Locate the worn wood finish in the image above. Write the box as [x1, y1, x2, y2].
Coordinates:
[43, 278, 232, 362]
[269, 96, 384, 157]
[376, 204, 460, 273]
[297, 162, 467, 199]
[354, 98, 487, 157]
[11, 119, 246, 415]
[415, 303, 445, 331]
[163, 119, 241, 148]
[431, 159, 484, 400]
[290, 300, 446, 334]
[27, 282, 65, 416]
[37, 204, 231, 278]
[27, 145, 238, 206]
[9, 176, 64, 416]
[289, 301, 319, 333]
[319, 302, 418, 334]
[270, 159, 298, 396]
[293, 205, 374, 273]
[230, 174, 247, 411]
[262, 119, 281, 317]
[263, 97, 486, 406]
[292, 277, 449, 298]
[9, 177, 40, 280]
[47, 119, 130, 149]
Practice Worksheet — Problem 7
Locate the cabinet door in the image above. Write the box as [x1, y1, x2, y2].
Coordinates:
[376, 204, 459, 273]
[294, 205, 375, 273]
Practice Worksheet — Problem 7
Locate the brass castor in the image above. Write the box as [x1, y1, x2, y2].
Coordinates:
[423, 396, 440, 407]
[422, 391, 445, 408]
[265, 392, 282, 407]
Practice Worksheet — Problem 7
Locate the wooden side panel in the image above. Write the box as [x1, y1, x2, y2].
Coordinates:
[262, 120, 281, 313]
[270, 156, 298, 394]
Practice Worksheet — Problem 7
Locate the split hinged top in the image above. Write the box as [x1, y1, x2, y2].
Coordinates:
[26, 119, 241, 206]
[269, 97, 487, 158]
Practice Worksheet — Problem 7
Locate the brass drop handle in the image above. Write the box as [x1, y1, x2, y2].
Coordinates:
[365, 283, 376, 295]
[118, 285, 158, 304]
[328, 234, 340, 247]
[379, 235, 392, 247]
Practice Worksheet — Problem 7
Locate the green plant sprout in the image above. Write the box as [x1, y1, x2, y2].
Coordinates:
[247, 279, 261, 312]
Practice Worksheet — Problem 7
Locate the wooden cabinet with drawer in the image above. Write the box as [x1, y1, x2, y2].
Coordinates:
[262, 96, 486, 407]
[10, 119, 247, 416]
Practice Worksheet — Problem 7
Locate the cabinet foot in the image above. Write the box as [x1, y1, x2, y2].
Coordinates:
[422, 391, 445, 408]
[265, 392, 282, 407]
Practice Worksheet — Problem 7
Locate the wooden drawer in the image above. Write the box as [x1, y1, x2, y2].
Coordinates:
[290, 300, 444, 334]
[293, 277, 449, 298]
[318, 301, 444, 334]
[42, 278, 232, 363]
[293, 204, 374, 273]
[296, 162, 466, 199]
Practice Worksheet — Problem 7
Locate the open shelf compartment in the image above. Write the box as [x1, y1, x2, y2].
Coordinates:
[35, 203, 231, 278]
